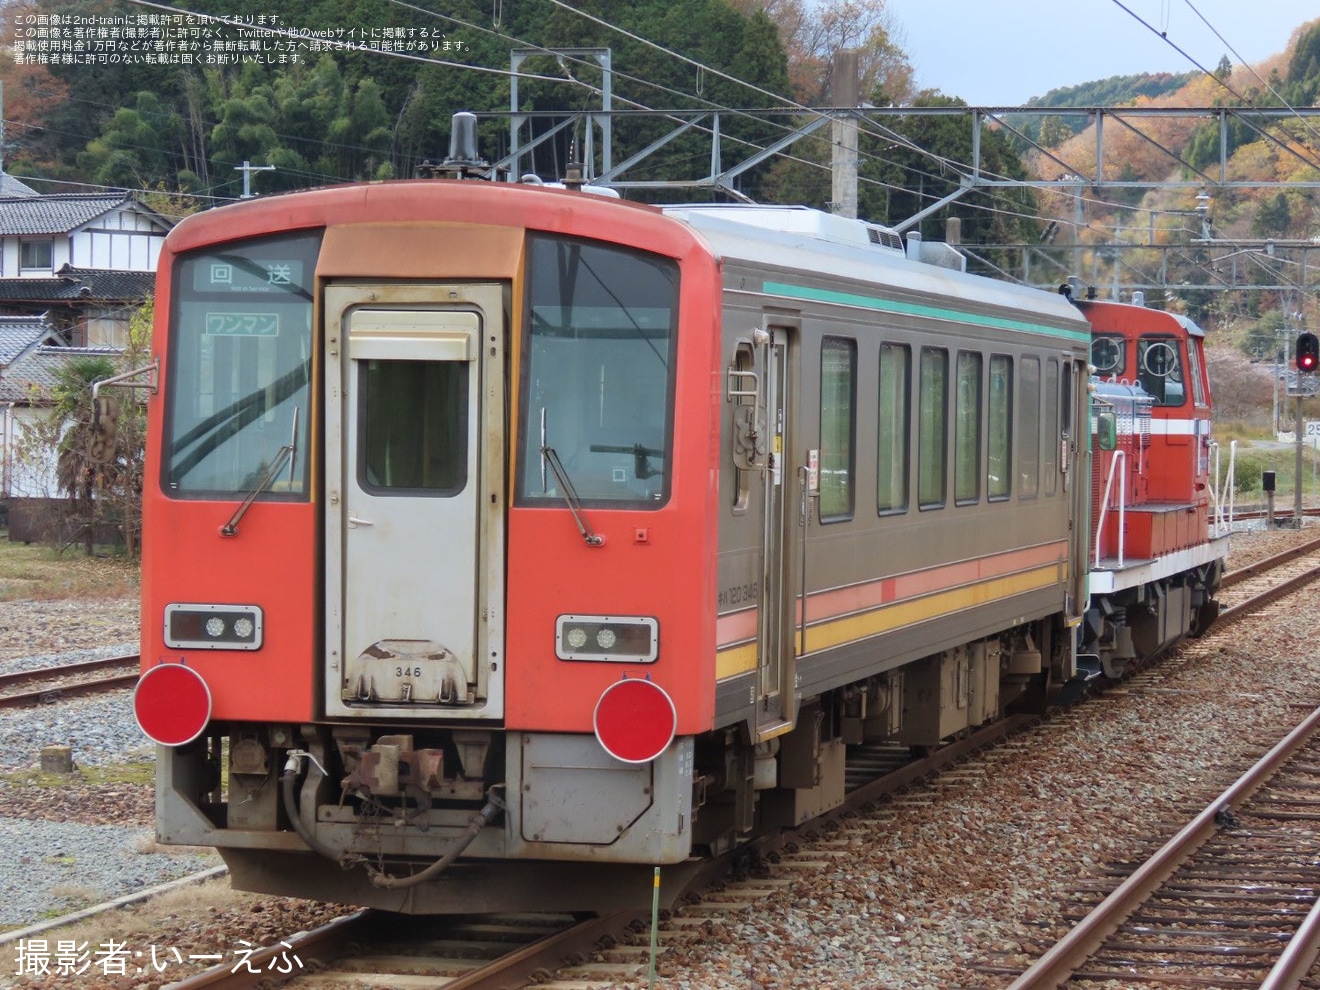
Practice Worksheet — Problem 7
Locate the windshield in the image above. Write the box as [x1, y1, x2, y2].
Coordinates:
[164, 230, 321, 497]
[1137, 335, 1186, 407]
[517, 234, 679, 508]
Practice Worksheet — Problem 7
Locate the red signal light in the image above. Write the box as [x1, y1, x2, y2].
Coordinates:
[1298, 332, 1320, 372]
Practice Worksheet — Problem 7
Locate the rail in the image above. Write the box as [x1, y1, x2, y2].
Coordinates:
[1008, 703, 1320, 989]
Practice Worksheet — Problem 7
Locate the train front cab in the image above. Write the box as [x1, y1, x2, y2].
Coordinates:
[1079, 298, 1229, 676]
[138, 183, 733, 914]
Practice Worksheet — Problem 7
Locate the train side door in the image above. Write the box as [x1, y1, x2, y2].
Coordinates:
[323, 283, 506, 720]
[1062, 356, 1088, 623]
[755, 328, 796, 739]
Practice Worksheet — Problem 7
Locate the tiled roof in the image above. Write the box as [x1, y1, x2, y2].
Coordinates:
[0, 193, 169, 235]
[0, 343, 122, 404]
[0, 314, 57, 367]
[0, 173, 39, 198]
[0, 266, 156, 304]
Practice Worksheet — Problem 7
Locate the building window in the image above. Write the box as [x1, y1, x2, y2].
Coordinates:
[19, 239, 53, 272]
[918, 347, 947, 509]
[877, 342, 909, 514]
[954, 351, 982, 505]
[819, 336, 856, 522]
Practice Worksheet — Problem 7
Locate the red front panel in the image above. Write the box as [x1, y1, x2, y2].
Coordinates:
[140, 498, 319, 722]
[504, 260, 723, 737]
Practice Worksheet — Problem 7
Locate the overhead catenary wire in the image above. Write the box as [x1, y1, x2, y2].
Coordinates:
[98, 0, 1300, 294]
[1108, 0, 1320, 171]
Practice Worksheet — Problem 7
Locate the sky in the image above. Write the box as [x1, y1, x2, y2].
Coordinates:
[888, 0, 1319, 106]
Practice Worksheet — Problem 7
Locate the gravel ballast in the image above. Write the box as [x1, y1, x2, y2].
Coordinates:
[0, 523, 1315, 990]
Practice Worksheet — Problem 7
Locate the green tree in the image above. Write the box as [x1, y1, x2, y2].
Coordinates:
[77, 91, 184, 189]
[1252, 193, 1292, 237]
[51, 356, 120, 555]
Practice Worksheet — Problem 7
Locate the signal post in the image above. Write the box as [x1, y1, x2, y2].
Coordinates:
[1295, 332, 1318, 526]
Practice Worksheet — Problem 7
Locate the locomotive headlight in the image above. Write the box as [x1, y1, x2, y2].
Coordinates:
[556, 615, 658, 663]
[165, 604, 264, 651]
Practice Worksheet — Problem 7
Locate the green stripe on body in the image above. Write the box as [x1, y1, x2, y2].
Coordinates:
[762, 280, 1092, 345]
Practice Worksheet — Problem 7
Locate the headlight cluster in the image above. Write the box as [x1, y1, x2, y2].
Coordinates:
[556, 615, 657, 662]
[165, 604, 264, 650]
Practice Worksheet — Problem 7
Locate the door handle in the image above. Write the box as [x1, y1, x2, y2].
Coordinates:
[347, 516, 374, 528]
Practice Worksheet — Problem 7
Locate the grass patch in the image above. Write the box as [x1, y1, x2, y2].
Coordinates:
[0, 533, 139, 602]
[1, 757, 155, 788]
[1218, 440, 1320, 500]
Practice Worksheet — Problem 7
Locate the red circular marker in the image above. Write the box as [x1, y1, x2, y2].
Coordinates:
[593, 678, 677, 764]
[133, 663, 212, 747]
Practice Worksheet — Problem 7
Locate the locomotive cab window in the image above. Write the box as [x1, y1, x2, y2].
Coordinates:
[518, 235, 678, 507]
[1138, 336, 1185, 406]
[163, 230, 321, 498]
[1186, 337, 1207, 406]
[1090, 335, 1124, 376]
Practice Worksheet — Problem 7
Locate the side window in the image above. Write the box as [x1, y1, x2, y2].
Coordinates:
[819, 336, 856, 522]
[730, 342, 754, 513]
[877, 342, 910, 514]
[1187, 338, 1207, 406]
[918, 347, 947, 509]
[1044, 359, 1060, 496]
[1019, 356, 1041, 498]
[955, 351, 982, 505]
[988, 355, 1012, 500]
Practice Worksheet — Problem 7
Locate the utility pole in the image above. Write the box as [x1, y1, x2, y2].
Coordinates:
[234, 161, 275, 198]
[829, 50, 859, 220]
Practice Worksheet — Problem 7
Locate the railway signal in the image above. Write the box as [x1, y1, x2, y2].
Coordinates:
[1297, 331, 1319, 372]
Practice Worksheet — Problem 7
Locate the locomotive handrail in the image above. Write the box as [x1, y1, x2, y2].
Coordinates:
[1094, 450, 1127, 568]
[1208, 439, 1236, 537]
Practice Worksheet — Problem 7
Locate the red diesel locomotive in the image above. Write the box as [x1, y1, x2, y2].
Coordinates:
[129, 179, 1228, 913]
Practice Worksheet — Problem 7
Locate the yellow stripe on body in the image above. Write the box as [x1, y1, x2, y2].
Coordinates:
[714, 561, 1063, 679]
[716, 643, 759, 679]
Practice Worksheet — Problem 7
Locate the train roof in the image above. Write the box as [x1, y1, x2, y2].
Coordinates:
[1074, 296, 1207, 339]
[662, 203, 1089, 339]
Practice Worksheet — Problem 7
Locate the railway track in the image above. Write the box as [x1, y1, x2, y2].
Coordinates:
[56, 531, 1320, 989]
[0, 652, 139, 709]
[995, 703, 1320, 989]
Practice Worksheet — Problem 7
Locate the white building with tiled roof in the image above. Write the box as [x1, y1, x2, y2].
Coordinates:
[0, 192, 170, 276]
[0, 192, 173, 510]
[0, 192, 171, 348]
[0, 314, 65, 498]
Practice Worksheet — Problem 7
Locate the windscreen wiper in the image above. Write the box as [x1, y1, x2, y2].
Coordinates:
[539, 406, 604, 547]
[220, 407, 299, 538]
[540, 445, 604, 547]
